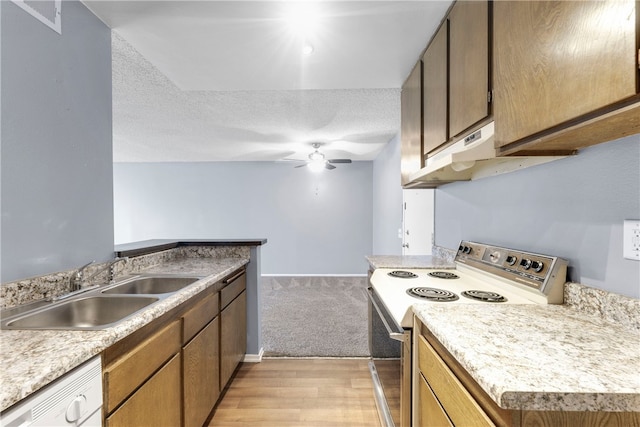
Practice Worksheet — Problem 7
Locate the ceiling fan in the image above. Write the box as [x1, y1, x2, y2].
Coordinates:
[292, 143, 352, 171]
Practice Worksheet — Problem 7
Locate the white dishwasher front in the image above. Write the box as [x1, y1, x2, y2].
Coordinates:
[1, 355, 102, 427]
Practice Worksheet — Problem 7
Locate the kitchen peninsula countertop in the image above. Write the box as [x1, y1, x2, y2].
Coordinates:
[413, 303, 640, 413]
[0, 257, 248, 412]
[115, 238, 267, 257]
[366, 255, 454, 270]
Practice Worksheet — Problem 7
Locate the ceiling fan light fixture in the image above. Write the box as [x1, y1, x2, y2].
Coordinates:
[309, 150, 324, 161]
[308, 159, 326, 172]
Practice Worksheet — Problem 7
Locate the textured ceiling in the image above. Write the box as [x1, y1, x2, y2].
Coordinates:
[84, 1, 453, 162]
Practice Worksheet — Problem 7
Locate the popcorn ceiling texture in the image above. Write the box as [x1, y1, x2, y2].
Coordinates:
[112, 33, 400, 163]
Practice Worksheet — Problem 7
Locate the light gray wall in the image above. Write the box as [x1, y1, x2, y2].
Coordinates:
[1, 1, 113, 283]
[372, 134, 403, 255]
[435, 135, 640, 298]
[113, 161, 373, 274]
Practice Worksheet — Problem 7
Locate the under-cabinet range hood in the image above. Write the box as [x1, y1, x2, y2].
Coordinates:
[408, 122, 568, 186]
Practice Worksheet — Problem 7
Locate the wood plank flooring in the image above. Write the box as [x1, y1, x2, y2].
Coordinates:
[208, 358, 382, 427]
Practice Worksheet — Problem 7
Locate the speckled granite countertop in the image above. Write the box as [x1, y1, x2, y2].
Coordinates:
[0, 257, 248, 413]
[413, 303, 640, 412]
[365, 255, 455, 270]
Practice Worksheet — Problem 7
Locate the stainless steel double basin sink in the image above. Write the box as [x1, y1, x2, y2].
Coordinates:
[0, 275, 202, 331]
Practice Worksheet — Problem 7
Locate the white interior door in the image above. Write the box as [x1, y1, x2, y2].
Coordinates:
[402, 189, 434, 255]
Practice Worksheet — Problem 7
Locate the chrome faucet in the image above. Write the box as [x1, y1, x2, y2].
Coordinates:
[69, 258, 128, 291]
[70, 260, 96, 291]
[83, 257, 128, 287]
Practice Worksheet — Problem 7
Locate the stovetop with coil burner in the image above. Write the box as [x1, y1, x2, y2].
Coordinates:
[370, 241, 568, 328]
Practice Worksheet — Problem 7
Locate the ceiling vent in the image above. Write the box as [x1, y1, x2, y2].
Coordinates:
[11, 0, 61, 34]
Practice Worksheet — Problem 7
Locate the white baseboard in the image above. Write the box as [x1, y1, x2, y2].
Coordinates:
[243, 347, 264, 363]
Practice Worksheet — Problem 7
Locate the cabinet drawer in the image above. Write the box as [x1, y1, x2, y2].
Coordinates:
[183, 291, 219, 343]
[104, 320, 181, 413]
[220, 270, 246, 310]
[106, 353, 181, 427]
[418, 372, 454, 427]
[418, 334, 494, 427]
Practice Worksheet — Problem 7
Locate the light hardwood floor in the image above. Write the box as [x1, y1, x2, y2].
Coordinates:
[208, 358, 382, 427]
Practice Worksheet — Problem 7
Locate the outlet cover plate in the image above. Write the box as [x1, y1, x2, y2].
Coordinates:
[623, 220, 640, 260]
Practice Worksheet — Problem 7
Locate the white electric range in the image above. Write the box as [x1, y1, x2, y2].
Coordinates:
[367, 241, 568, 427]
[370, 241, 568, 328]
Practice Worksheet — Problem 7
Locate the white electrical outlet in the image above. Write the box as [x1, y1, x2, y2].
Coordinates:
[623, 220, 640, 260]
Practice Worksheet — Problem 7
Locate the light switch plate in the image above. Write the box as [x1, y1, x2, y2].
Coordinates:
[623, 220, 640, 260]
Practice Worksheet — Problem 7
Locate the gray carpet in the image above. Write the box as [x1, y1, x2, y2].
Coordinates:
[261, 276, 370, 357]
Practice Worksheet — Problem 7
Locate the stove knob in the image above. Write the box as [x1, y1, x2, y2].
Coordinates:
[531, 261, 544, 272]
[459, 245, 465, 252]
[463, 246, 472, 254]
[505, 255, 517, 266]
[520, 258, 533, 270]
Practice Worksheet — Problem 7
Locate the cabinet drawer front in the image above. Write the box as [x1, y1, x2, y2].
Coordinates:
[418, 334, 495, 427]
[106, 353, 182, 427]
[104, 320, 181, 413]
[418, 373, 454, 427]
[220, 270, 246, 309]
[183, 291, 219, 343]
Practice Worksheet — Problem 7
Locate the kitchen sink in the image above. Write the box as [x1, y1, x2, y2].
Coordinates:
[101, 276, 201, 295]
[2, 295, 159, 330]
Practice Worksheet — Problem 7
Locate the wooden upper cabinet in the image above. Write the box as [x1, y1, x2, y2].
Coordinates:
[422, 22, 449, 156]
[493, 0, 638, 150]
[401, 61, 423, 187]
[449, 0, 491, 139]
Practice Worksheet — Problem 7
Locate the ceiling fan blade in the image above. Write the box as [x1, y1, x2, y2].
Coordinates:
[328, 159, 352, 164]
[294, 163, 309, 168]
[325, 163, 337, 170]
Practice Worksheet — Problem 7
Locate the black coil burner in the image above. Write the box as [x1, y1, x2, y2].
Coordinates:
[406, 287, 459, 302]
[428, 271, 460, 280]
[388, 270, 418, 279]
[461, 290, 507, 303]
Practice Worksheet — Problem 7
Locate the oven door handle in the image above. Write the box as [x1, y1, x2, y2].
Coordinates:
[366, 287, 406, 342]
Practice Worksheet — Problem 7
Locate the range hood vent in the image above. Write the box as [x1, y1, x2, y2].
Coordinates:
[408, 122, 568, 186]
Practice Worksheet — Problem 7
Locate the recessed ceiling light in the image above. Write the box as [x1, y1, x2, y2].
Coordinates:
[302, 44, 314, 55]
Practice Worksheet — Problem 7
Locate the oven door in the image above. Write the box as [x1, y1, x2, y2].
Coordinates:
[367, 287, 410, 427]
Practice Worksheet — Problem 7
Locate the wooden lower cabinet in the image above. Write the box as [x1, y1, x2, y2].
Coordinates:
[183, 317, 220, 427]
[106, 354, 182, 427]
[414, 317, 640, 427]
[103, 268, 247, 427]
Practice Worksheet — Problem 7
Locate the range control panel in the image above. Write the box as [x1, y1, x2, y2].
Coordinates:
[455, 241, 568, 296]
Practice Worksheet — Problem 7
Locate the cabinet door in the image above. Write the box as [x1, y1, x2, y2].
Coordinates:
[494, 1, 637, 147]
[422, 22, 448, 156]
[449, 0, 490, 138]
[220, 291, 247, 389]
[184, 317, 220, 427]
[401, 61, 423, 186]
[106, 354, 181, 427]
